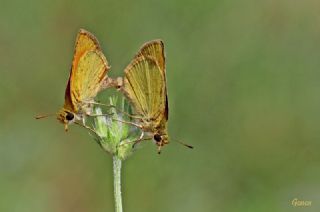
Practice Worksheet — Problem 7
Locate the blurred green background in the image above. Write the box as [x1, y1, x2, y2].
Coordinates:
[1, 0, 320, 211]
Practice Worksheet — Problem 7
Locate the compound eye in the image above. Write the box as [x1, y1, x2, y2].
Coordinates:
[154, 134, 162, 142]
[65, 112, 74, 121]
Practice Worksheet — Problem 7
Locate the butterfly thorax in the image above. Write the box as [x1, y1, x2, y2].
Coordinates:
[139, 116, 162, 132]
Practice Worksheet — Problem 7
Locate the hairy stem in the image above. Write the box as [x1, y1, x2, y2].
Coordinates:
[113, 156, 123, 212]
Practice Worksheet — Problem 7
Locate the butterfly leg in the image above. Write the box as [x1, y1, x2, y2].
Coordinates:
[132, 132, 147, 148]
[84, 101, 143, 119]
[109, 108, 143, 119]
[139, 131, 144, 140]
[112, 118, 142, 129]
[119, 132, 143, 147]
[74, 122, 102, 140]
[87, 112, 141, 122]
[88, 113, 114, 117]
[120, 112, 143, 120]
[82, 101, 116, 109]
[119, 135, 152, 148]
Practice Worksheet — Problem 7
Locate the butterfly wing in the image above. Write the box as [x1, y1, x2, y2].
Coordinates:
[134, 40, 169, 120]
[70, 50, 109, 111]
[135, 40, 165, 72]
[123, 56, 166, 125]
[64, 29, 102, 111]
[71, 29, 101, 72]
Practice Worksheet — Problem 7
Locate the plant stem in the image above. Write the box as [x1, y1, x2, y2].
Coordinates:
[113, 156, 123, 212]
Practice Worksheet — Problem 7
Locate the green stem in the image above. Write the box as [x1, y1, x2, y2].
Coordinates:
[113, 156, 123, 212]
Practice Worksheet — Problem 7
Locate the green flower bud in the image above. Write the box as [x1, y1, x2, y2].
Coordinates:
[93, 97, 138, 160]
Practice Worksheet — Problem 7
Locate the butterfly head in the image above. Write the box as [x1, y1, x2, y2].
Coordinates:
[153, 133, 169, 154]
[57, 109, 76, 131]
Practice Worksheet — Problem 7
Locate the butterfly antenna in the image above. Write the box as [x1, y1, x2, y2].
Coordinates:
[172, 138, 194, 149]
[35, 114, 55, 119]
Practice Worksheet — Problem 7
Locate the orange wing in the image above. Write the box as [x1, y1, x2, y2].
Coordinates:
[134, 40, 165, 72]
[70, 50, 109, 110]
[63, 29, 102, 111]
[71, 29, 101, 73]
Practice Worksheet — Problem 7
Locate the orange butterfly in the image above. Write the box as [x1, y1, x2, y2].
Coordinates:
[117, 40, 193, 153]
[36, 29, 110, 131]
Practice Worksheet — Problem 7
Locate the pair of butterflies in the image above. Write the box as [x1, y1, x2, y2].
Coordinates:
[38, 29, 181, 152]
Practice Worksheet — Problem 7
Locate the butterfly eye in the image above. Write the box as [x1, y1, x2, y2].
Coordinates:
[65, 112, 74, 121]
[154, 134, 162, 142]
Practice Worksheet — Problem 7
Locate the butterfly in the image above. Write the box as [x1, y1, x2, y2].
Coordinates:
[119, 40, 172, 153]
[119, 40, 193, 153]
[36, 29, 110, 131]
